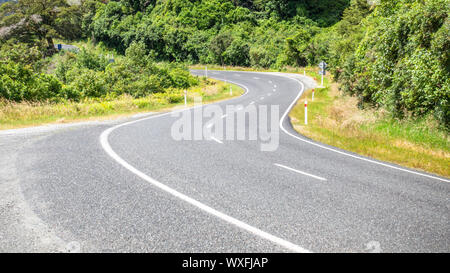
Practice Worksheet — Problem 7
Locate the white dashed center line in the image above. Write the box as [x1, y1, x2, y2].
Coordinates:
[210, 136, 223, 144]
[274, 163, 327, 181]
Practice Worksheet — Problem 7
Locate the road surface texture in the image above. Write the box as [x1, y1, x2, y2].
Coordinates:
[0, 70, 448, 253]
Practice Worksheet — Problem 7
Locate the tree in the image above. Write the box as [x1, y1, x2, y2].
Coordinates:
[0, 0, 76, 55]
[210, 32, 233, 65]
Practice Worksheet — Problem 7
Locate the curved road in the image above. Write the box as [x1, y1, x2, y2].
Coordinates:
[0, 70, 448, 252]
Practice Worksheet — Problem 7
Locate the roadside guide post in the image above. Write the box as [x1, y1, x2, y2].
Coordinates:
[184, 90, 187, 106]
[305, 100, 308, 125]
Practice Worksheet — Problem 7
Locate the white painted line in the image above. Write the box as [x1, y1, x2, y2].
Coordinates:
[253, 77, 260, 80]
[210, 136, 223, 144]
[274, 85, 277, 88]
[269, 80, 272, 84]
[206, 123, 213, 129]
[260, 97, 264, 100]
[100, 111, 310, 252]
[278, 76, 450, 183]
[249, 101, 255, 105]
[273, 89, 276, 92]
[267, 93, 272, 97]
[200, 69, 449, 183]
[221, 114, 228, 119]
[275, 163, 327, 181]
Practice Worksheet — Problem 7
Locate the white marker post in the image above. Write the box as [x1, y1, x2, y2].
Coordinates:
[184, 90, 187, 106]
[304, 69, 306, 76]
[312, 89, 315, 101]
[304, 100, 308, 125]
[205, 66, 208, 78]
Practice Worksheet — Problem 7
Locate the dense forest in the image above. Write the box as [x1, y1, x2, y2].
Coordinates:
[0, 0, 448, 129]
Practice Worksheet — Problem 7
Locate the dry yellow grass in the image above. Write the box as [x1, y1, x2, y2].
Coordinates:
[290, 72, 449, 177]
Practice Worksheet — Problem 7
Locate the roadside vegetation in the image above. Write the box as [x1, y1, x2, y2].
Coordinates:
[0, 77, 243, 130]
[0, 0, 448, 175]
[290, 68, 449, 177]
[1, 0, 447, 130]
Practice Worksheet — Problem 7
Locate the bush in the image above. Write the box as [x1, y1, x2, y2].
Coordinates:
[67, 68, 107, 98]
[340, 0, 449, 128]
[75, 48, 110, 71]
[0, 61, 63, 102]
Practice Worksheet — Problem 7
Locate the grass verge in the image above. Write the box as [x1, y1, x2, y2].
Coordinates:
[289, 69, 449, 178]
[0, 78, 243, 130]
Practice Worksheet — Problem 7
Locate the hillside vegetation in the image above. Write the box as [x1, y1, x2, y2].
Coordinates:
[0, 0, 448, 131]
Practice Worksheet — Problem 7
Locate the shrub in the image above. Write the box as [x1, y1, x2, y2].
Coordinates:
[0, 61, 63, 102]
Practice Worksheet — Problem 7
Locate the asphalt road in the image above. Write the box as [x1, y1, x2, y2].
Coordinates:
[0, 70, 448, 253]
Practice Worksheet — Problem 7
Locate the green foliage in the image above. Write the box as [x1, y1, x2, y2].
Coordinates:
[334, 0, 449, 129]
[76, 48, 109, 71]
[53, 44, 198, 100]
[0, 39, 199, 102]
[89, 0, 350, 66]
[0, 0, 87, 55]
[1, 0, 447, 129]
[0, 61, 62, 101]
[0, 40, 46, 71]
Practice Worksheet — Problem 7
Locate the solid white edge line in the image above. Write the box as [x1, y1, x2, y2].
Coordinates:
[99, 72, 312, 253]
[275, 163, 327, 181]
[278, 75, 450, 183]
[197, 69, 449, 182]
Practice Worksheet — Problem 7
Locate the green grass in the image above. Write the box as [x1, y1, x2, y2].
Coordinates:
[0, 79, 244, 130]
[289, 69, 450, 178]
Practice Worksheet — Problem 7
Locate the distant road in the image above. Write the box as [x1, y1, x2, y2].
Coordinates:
[54, 44, 79, 52]
[0, 70, 448, 252]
